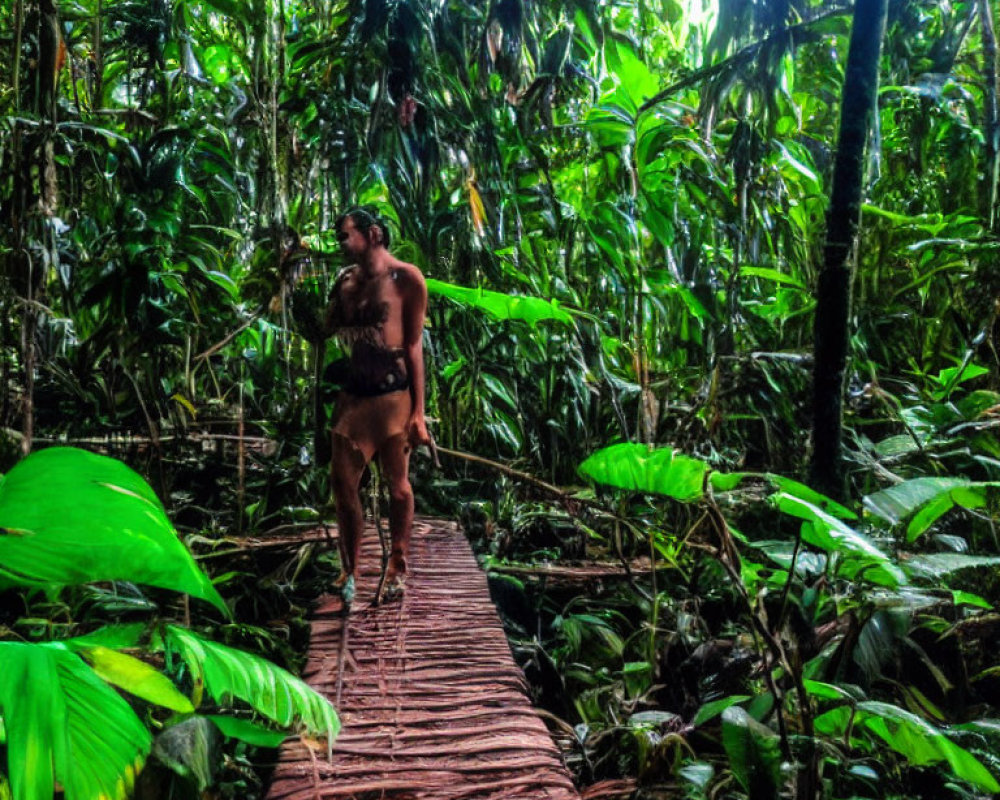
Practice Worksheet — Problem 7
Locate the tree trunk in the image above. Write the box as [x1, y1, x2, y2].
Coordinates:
[13, 0, 24, 105]
[809, 0, 888, 499]
[38, 0, 61, 123]
[17, 0, 61, 454]
[3, 0, 25, 432]
[980, 0, 999, 230]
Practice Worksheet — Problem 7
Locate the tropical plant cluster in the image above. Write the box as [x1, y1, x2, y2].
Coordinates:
[0, 447, 339, 800]
[4, 0, 1000, 798]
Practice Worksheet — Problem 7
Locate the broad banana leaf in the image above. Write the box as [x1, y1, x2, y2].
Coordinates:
[0, 641, 151, 800]
[578, 443, 709, 502]
[579, 447, 860, 521]
[0, 447, 226, 615]
[775, 493, 906, 588]
[711, 472, 857, 520]
[58, 623, 335, 750]
[903, 553, 1000, 581]
[71, 646, 194, 714]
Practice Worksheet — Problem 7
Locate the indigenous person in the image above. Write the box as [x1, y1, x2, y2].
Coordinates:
[325, 207, 430, 602]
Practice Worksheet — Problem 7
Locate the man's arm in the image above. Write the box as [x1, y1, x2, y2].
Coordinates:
[324, 265, 355, 337]
[400, 264, 430, 446]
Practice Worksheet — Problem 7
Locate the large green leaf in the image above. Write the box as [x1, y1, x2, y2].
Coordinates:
[160, 626, 339, 757]
[584, 103, 636, 148]
[932, 363, 989, 400]
[0, 448, 227, 614]
[693, 695, 751, 727]
[863, 478, 998, 541]
[776, 494, 906, 587]
[426, 279, 574, 326]
[902, 553, 1000, 581]
[206, 715, 288, 747]
[606, 38, 659, 111]
[802, 680, 857, 702]
[709, 472, 857, 520]
[720, 707, 783, 799]
[814, 701, 999, 793]
[0, 642, 151, 800]
[578, 443, 708, 502]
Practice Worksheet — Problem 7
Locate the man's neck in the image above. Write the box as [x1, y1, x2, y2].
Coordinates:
[359, 248, 390, 277]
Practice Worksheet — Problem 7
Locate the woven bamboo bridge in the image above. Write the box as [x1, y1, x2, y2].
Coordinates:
[266, 518, 591, 800]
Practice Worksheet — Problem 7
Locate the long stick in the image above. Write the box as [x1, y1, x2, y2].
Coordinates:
[432, 443, 573, 502]
[370, 468, 392, 606]
[335, 605, 350, 707]
[194, 311, 263, 361]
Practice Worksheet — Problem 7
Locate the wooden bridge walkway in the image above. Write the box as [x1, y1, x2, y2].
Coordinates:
[265, 518, 585, 800]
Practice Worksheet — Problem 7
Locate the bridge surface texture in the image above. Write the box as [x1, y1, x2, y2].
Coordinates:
[266, 518, 582, 800]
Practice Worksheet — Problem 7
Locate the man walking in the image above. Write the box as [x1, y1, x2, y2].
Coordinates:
[325, 207, 430, 603]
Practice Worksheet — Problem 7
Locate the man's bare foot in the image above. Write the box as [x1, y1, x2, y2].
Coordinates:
[374, 558, 406, 605]
[375, 572, 405, 605]
[385, 573, 405, 601]
[341, 574, 356, 607]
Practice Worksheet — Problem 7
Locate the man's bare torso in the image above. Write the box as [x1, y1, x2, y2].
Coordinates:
[331, 263, 410, 350]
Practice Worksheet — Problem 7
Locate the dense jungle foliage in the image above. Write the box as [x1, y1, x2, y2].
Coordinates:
[4, 0, 1000, 798]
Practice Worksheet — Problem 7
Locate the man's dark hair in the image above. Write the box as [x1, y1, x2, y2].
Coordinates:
[336, 206, 391, 248]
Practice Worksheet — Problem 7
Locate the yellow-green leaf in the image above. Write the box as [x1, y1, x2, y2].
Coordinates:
[78, 645, 194, 713]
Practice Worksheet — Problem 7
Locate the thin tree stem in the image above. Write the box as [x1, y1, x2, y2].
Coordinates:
[13, 0, 23, 110]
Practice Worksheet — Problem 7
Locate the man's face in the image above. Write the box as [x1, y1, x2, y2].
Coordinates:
[337, 217, 369, 260]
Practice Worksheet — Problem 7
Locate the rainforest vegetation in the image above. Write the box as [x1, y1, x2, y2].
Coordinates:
[3, 0, 1000, 798]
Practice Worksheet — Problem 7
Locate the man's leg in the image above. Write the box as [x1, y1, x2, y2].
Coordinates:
[330, 432, 367, 587]
[378, 433, 413, 585]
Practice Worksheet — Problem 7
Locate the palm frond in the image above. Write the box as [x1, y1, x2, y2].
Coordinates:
[0, 642, 150, 800]
[160, 626, 339, 758]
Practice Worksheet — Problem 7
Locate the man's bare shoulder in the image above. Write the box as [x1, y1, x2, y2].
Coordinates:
[389, 260, 426, 290]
